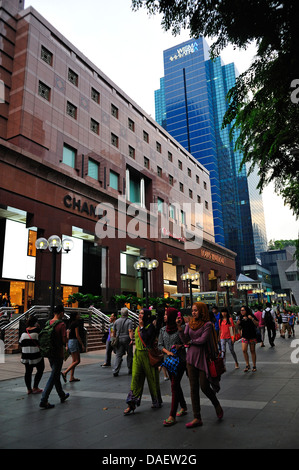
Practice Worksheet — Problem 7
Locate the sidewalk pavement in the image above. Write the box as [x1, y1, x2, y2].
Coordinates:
[1, 330, 299, 451]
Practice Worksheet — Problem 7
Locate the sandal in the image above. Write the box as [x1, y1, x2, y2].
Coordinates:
[244, 365, 251, 372]
[163, 418, 176, 427]
[124, 404, 135, 416]
[61, 372, 67, 383]
[252, 366, 257, 372]
[176, 409, 187, 417]
[69, 378, 80, 382]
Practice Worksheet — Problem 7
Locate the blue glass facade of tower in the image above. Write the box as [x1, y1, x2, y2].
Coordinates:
[155, 37, 267, 273]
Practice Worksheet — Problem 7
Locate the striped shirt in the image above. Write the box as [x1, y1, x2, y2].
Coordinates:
[19, 327, 42, 365]
[281, 312, 290, 323]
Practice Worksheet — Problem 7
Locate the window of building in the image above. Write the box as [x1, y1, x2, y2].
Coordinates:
[179, 182, 184, 192]
[181, 210, 186, 225]
[178, 160, 182, 170]
[88, 159, 99, 180]
[68, 68, 78, 86]
[188, 168, 192, 177]
[38, 81, 51, 101]
[169, 174, 173, 186]
[205, 201, 209, 209]
[129, 145, 135, 159]
[204, 181, 207, 190]
[41, 46, 53, 65]
[157, 166, 162, 177]
[144, 156, 149, 169]
[197, 195, 201, 203]
[196, 175, 200, 184]
[90, 118, 99, 134]
[156, 141, 161, 153]
[111, 103, 119, 119]
[63, 144, 76, 168]
[129, 178, 140, 204]
[189, 189, 193, 199]
[169, 204, 176, 220]
[91, 87, 100, 104]
[111, 133, 119, 148]
[66, 101, 77, 119]
[168, 151, 173, 162]
[143, 130, 149, 143]
[157, 197, 164, 213]
[27, 230, 37, 257]
[128, 118, 135, 132]
[109, 170, 119, 190]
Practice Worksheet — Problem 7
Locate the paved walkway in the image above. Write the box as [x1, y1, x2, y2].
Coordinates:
[1, 329, 299, 451]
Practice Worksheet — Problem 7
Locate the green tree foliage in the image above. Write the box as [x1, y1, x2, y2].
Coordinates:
[131, 0, 299, 217]
[268, 239, 297, 250]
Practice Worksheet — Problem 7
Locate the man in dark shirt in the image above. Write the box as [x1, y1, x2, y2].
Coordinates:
[40, 304, 69, 409]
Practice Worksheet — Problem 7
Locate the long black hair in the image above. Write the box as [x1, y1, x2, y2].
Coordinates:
[219, 308, 232, 325]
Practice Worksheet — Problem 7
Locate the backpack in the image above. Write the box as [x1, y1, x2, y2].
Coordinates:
[264, 308, 274, 326]
[39, 319, 62, 358]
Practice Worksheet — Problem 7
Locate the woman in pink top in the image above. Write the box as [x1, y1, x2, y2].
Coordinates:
[177, 302, 223, 428]
[219, 308, 239, 370]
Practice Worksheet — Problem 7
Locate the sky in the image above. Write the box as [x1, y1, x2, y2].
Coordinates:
[25, 0, 298, 242]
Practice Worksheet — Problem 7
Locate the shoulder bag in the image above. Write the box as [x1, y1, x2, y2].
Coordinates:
[138, 327, 163, 368]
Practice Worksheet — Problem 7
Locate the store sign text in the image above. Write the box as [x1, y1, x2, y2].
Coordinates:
[200, 248, 225, 264]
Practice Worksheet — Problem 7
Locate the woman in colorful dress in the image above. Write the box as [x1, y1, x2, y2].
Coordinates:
[124, 308, 162, 415]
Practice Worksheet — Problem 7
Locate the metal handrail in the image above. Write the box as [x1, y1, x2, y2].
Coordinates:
[87, 306, 110, 331]
[1, 304, 140, 352]
[1, 305, 51, 351]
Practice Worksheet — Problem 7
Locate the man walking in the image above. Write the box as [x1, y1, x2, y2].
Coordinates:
[39, 304, 69, 409]
[262, 302, 276, 347]
[112, 307, 133, 377]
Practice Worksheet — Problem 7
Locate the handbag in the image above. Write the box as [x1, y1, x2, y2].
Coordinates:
[138, 328, 163, 368]
[161, 346, 180, 375]
[208, 355, 225, 378]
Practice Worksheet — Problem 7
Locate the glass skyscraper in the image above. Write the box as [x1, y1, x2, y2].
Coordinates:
[155, 37, 267, 273]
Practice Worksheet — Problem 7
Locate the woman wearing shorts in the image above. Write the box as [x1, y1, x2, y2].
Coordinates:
[62, 311, 85, 382]
[237, 306, 259, 372]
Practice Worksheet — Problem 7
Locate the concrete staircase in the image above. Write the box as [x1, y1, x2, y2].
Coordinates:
[85, 325, 106, 352]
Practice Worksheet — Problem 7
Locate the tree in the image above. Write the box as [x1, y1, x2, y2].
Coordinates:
[131, 0, 299, 218]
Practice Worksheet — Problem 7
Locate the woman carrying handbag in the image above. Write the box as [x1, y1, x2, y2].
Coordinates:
[177, 302, 223, 428]
[158, 307, 187, 427]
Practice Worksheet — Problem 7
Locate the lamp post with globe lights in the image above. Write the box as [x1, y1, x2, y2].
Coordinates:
[133, 259, 159, 308]
[35, 235, 74, 316]
[220, 280, 235, 313]
[180, 272, 200, 308]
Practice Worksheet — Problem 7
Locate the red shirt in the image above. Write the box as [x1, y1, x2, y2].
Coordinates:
[219, 318, 235, 339]
[50, 319, 67, 358]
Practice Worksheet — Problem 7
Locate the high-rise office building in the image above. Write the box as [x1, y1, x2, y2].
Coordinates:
[155, 38, 267, 274]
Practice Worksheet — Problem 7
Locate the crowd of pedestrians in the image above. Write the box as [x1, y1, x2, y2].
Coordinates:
[17, 300, 297, 428]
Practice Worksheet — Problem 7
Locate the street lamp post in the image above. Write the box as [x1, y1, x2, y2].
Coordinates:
[252, 288, 264, 305]
[180, 272, 200, 308]
[277, 293, 287, 308]
[133, 259, 159, 308]
[220, 280, 236, 313]
[35, 235, 74, 316]
[237, 284, 252, 307]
